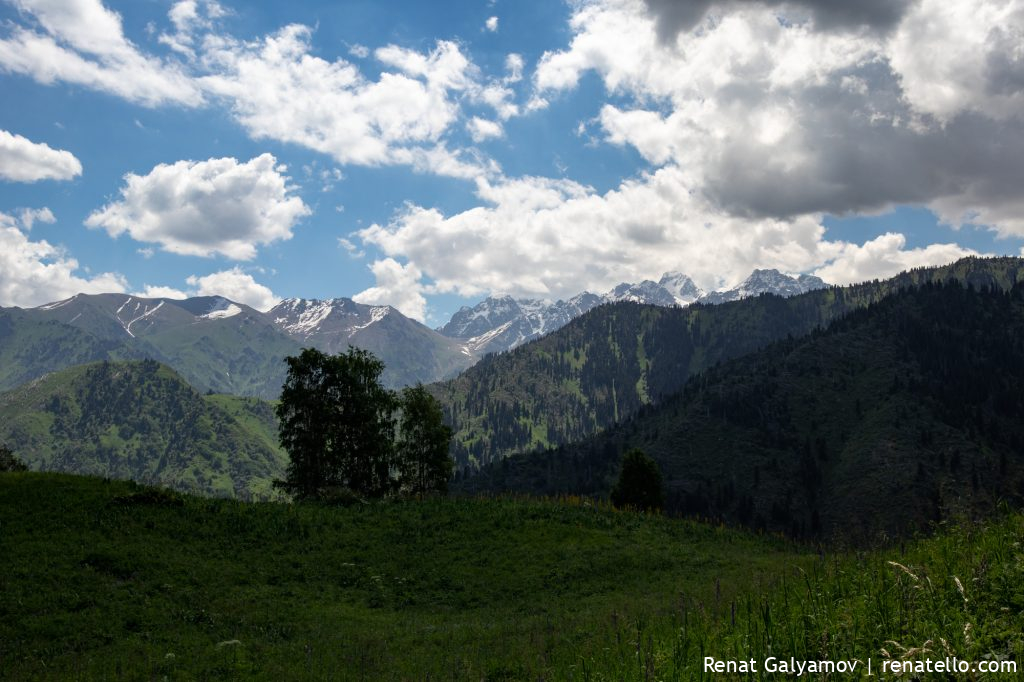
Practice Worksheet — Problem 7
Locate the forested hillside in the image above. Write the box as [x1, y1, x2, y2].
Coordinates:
[0, 360, 285, 497]
[433, 257, 1024, 467]
[458, 281, 1024, 540]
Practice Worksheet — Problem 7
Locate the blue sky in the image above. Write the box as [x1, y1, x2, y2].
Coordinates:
[1, 0, 1022, 325]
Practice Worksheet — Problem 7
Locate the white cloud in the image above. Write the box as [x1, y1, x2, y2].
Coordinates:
[186, 267, 279, 311]
[0, 0, 202, 107]
[357, 165, 987, 303]
[0, 129, 82, 182]
[200, 27, 496, 178]
[137, 284, 188, 299]
[0, 211, 126, 308]
[467, 116, 504, 142]
[18, 206, 56, 230]
[2, 4, 522, 181]
[85, 153, 310, 260]
[352, 258, 427, 321]
[504, 53, 524, 83]
[358, 167, 822, 300]
[337, 237, 364, 259]
[889, 0, 1024, 123]
[485, 16, 499, 32]
[814, 233, 980, 285]
[528, 0, 1024, 239]
[159, 0, 226, 58]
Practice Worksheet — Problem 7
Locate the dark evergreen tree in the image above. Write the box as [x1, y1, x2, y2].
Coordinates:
[276, 348, 396, 500]
[396, 384, 454, 495]
[610, 448, 664, 512]
[0, 444, 27, 472]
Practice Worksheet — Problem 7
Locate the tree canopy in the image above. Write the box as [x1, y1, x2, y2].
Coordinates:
[275, 348, 452, 500]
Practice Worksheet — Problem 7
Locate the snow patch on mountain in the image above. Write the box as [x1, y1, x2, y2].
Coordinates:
[347, 306, 390, 336]
[200, 301, 242, 320]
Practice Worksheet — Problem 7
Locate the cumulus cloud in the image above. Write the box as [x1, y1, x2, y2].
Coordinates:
[641, 0, 914, 43]
[199, 27, 502, 178]
[136, 284, 188, 299]
[85, 154, 310, 260]
[352, 258, 428, 321]
[0, 211, 126, 308]
[158, 0, 227, 58]
[532, 0, 1024, 238]
[504, 53, 524, 83]
[2, 3, 521, 182]
[0, 129, 82, 182]
[185, 267, 279, 311]
[18, 206, 56, 230]
[356, 166, 982, 304]
[0, 0, 203, 107]
[485, 16, 499, 32]
[358, 168, 815, 300]
[814, 233, 980, 284]
[467, 117, 504, 142]
[889, 0, 1024, 123]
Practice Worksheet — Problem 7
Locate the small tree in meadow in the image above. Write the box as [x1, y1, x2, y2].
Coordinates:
[610, 448, 664, 512]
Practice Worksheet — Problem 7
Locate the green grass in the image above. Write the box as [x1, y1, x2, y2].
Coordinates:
[0, 473, 805, 680]
[2, 473, 1022, 680]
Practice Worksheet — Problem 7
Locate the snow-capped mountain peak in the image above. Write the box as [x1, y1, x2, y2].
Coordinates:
[605, 280, 677, 306]
[701, 269, 828, 304]
[268, 297, 396, 341]
[658, 271, 705, 305]
[437, 268, 829, 355]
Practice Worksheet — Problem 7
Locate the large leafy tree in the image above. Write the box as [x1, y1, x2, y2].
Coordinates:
[276, 348, 396, 499]
[610, 449, 664, 512]
[396, 385, 454, 495]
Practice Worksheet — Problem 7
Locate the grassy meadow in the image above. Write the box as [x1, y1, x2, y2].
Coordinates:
[2, 472, 1022, 680]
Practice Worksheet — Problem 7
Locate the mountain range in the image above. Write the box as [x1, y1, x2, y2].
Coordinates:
[0, 268, 832, 398]
[429, 257, 1024, 468]
[0, 293, 473, 396]
[437, 269, 826, 355]
[456, 280, 1024, 540]
[3, 256, 1023, 521]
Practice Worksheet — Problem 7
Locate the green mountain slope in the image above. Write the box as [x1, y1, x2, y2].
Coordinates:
[459, 281, 1024, 540]
[433, 256, 1024, 468]
[22, 294, 301, 398]
[0, 308, 133, 390]
[0, 360, 285, 497]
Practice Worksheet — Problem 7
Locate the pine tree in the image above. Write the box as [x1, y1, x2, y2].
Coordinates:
[610, 448, 664, 512]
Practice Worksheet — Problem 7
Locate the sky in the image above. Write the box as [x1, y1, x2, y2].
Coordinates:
[1, 0, 1022, 326]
